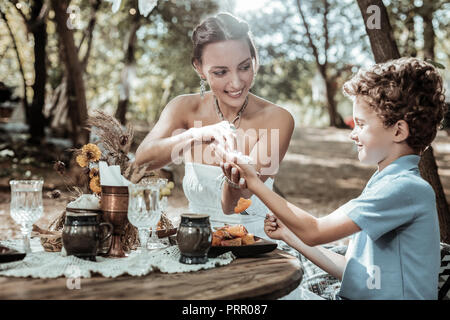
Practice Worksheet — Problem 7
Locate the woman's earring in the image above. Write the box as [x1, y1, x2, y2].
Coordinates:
[200, 78, 206, 98]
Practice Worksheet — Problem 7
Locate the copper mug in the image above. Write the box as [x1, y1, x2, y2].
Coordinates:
[177, 214, 212, 264]
[100, 186, 129, 258]
[62, 212, 113, 261]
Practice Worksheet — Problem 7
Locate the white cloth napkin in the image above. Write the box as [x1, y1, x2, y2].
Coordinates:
[99, 161, 131, 186]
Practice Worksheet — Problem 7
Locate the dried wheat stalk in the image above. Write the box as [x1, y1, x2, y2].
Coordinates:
[86, 110, 155, 181]
[45, 111, 167, 253]
[87, 110, 134, 172]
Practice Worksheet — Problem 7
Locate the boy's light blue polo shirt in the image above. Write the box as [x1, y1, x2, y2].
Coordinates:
[338, 155, 440, 300]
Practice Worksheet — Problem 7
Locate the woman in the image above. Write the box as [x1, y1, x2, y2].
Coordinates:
[135, 13, 294, 238]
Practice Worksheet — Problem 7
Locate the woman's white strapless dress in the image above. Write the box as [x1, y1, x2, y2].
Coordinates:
[182, 162, 273, 238]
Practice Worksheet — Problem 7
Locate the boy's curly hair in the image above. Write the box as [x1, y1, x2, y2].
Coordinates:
[343, 57, 447, 153]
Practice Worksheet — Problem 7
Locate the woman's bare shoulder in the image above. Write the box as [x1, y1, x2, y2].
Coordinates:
[166, 93, 202, 112]
[252, 95, 294, 128]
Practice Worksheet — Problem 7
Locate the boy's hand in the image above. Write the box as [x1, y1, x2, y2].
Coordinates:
[212, 144, 260, 190]
[264, 213, 287, 241]
[219, 161, 260, 190]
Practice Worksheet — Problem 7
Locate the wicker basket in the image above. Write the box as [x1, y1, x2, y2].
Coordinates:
[31, 226, 63, 252]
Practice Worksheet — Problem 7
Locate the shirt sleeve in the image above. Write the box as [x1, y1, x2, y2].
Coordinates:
[340, 176, 430, 241]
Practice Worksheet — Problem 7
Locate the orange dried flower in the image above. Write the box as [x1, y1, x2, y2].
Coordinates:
[89, 176, 101, 194]
[76, 154, 88, 168]
[81, 143, 102, 162]
[89, 167, 99, 179]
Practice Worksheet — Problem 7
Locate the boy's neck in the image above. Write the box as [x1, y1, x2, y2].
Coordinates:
[377, 144, 418, 172]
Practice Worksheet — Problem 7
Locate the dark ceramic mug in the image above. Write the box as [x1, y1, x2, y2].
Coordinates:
[65, 208, 112, 255]
[62, 212, 113, 261]
[177, 214, 212, 264]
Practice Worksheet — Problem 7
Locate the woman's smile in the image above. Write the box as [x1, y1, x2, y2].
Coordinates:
[225, 89, 244, 98]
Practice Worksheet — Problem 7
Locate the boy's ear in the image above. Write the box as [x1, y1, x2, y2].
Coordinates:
[392, 120, 410, 143]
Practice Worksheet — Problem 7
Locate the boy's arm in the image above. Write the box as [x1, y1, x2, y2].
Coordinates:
[221, 110, 294, 214]
[282, 229, 347, 280]
[252, 180, 361, 246]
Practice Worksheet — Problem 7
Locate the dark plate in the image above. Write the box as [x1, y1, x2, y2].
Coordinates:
[208, 236, 277, 258]
[0, 247, 26, 263]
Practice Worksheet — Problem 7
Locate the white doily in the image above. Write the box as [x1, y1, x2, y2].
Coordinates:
[0, 239, 235, 279]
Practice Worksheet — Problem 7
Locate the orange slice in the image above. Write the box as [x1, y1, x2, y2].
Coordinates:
[225, 224, 248, 238]
[221, 238, 242, 246]
[234, 197, 252, 213]
[242, 233, 256, 245]
[212, 235, 222, 247]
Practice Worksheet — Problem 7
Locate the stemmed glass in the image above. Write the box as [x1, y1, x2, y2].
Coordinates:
[9, 180, 44, 253]
[146, 178, 169, 250]
[128, 182, 160, 253]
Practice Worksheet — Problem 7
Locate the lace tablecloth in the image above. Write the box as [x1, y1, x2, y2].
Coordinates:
[0, 238, 235, 279]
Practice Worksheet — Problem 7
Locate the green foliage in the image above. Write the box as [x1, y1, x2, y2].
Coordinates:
[83, 0, 218, 124]
[385, 0, 450, 61]
[237, 0, 371, 123]
[0, 0, 448, 131]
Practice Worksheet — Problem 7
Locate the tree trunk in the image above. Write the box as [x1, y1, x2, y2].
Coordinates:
[51, 0, 89, 146]
[420, 147, 450, 242]
[417, 2, 449, 242]
[419, 2, 436, 60]
[405, 10, 417, 57]
[115, 14, 141, 125]
[28, 0, 47, 144]
[356, 0, 400, 63]
[324, 76, 345, 128]
[356, 0, 450, 243]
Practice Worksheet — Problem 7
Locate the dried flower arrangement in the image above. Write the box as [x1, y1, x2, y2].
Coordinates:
[39, 110, 175, 253]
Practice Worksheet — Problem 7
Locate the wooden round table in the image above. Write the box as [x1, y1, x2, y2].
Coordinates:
[0, 249, 302, 299]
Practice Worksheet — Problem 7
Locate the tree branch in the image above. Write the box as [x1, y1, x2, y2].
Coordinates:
[0, 7, 29, 112]
[296, 0, 323, 70]
[323, 0, 329, 69]
[29, 2, 49, 32]
[9, 0, 28, 24]
[81, 0, 101, 72]
[8, 0, 30, 41]
[9, 0, 49, 35]
[0, 43, 11, 62]
[330, 63, 354, 83]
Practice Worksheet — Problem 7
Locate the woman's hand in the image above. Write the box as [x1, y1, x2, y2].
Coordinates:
[188, 121, 237, 152]
[264, 213, 288, 241]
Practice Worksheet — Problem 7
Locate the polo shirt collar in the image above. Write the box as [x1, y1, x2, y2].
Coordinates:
[366, 154, 420, 188]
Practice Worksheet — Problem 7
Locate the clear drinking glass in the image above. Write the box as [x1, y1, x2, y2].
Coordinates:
[127, 182, 160, 252]
[9, 180, 44, 253]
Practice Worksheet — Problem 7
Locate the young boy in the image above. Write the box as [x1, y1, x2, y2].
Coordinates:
[221, 57, 446, 299]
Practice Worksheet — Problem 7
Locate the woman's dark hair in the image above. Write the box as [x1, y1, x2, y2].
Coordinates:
[191, 12, 259, 70]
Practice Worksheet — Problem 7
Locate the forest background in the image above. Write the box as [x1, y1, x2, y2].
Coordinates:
[0, 0, 449, 243]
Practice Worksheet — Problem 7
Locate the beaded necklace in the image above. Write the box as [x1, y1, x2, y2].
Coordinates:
[213, 95, 249, 129]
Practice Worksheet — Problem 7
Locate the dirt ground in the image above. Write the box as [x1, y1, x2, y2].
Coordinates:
[2, 126, 450, 245]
